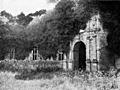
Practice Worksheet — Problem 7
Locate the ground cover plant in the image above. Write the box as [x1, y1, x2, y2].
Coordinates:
[0, 60, 120, 90]
[0, 70, 120, 90]
[0, 59, 62, 71]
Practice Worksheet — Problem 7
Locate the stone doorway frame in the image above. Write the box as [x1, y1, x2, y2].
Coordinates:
[66, 14, 108, 72]
[73, 41, 86, 71]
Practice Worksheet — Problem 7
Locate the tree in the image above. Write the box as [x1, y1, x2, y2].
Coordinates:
[42, 0, 98, 54]
[98, 1, 120, 55]
[95, 1, 120, 69]
[28, 9, 46, 16]
[24, 0, 99, 58]
[0, 20, 10, 59]
[17, 12, 33, 26]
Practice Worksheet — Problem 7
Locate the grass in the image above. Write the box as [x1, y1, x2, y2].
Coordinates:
[0, 60, 120, 90]
[0, 71, 119, 90]
[0, 59, 63, 80]
[0, 59, 62, 73]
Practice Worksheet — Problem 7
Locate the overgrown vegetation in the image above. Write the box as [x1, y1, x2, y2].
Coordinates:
[0, 0, 120, 70]
[0, 60, 62, 76]
[0, 0, 98, 59]
[0, 71, 119, 90]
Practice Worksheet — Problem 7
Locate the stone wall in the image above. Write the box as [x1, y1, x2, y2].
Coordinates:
[65, 14, 108, 71]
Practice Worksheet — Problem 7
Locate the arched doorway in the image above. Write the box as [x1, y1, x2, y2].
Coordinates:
[73, 41, 86, 70]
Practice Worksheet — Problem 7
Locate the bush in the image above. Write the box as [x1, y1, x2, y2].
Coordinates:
[0, 60, 62, 80]
[15, 72, 54, 80]
[0, 60, 18, 72]
[0, 60, 62, 73]
[15, 62, 63, 80]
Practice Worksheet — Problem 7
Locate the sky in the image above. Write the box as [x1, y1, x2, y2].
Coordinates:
[0, 0, 58, 16]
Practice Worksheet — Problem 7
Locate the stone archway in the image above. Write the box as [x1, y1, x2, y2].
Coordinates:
[73, 41, 86, 70]
[66, 14, 108, 71]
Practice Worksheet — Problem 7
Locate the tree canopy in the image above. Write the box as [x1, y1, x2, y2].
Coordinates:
[28, 0, 98, 57]
[1, 0, 120, 61]
[0, 0, 99, 59]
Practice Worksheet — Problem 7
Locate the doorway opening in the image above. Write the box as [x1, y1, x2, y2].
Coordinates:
[73, 41, 86, 70]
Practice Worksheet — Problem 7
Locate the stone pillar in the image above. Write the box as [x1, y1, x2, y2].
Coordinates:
[50, 57, 53, 61]
[30, 50, 33, 60]
[86, 59, 92, 72]
[115, 56, 120, 69]
[10, 48, 15, 60]
[62, 54, 67, 70]
[63, 62, 67, 70]
[56, 53, 59, 61]
[92, 59, 98, 72]
[58, 51, 63, 61]
[68, 59, 73, 70]
[86, 36, 93, 72]
[36, 47, 39, 60]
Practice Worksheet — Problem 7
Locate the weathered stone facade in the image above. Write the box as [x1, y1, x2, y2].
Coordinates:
[25, 47, 43, 61]
[63, 14, 108, 71]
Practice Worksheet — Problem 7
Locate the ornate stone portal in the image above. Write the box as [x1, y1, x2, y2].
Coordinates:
[64, 14, 108, 72]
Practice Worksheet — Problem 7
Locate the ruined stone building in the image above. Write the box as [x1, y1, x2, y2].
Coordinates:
[62, 14, 108, 71]
[27, 13, 108, 72]
[25, 46, 43, 61]
[5, 13, 109, 72]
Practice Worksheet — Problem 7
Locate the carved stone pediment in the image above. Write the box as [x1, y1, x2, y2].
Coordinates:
[67, 13, 108, 72]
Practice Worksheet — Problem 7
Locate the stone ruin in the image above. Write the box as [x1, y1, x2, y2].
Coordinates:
[25, 47, 43, 61]
[62, 13, 108, 72]
[5, 13, 110, 72]
[6, 13, 115, 72]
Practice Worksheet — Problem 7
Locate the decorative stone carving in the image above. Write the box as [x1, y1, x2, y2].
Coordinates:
[66, 14, 108, 72]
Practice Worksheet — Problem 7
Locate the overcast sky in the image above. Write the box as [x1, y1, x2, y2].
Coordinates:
[0, 0, 57, 16]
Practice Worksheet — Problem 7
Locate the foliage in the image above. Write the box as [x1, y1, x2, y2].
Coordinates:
[0, 10, 13, 20]
[0, 21, 11, 59]
[28, 9, 46, 16]
[0, 9, 47, 60]
[29, 0, 98, 57]
[1, 0, 120, 61]
[17, 12, 33, 26]
[0, 60, 62, 74]
[98, 1, 120, 56]
[0, 71, 119, 90]
[17, 10, 46, 26]
[0, 0, 99, 59]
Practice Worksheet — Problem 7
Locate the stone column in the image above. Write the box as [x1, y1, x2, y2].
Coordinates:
[92, 59, 98, 72]
[68, 56, 73, 70]
[68, 45, 74, 70]
[86, 36, 93, 72]
[56, 53, 59, 61]
[86, 59, 92, 72]
[62, 54, 67, 70]
[37, 47, 39, 60]
[91, 35, 98, 72]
